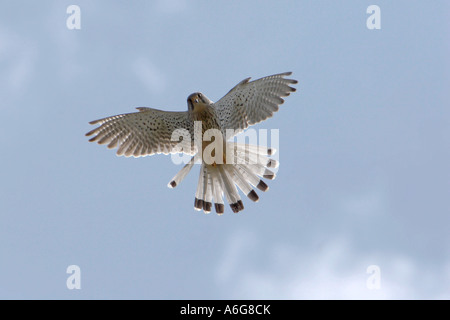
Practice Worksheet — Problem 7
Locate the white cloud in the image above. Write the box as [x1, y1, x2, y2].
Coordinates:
[215, 229, 449, 299]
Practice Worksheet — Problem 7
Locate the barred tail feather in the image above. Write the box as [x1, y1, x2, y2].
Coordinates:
[225, 165, 259, 203]
[234, 143, 276, 156]
[235, 148, 279, 170]
[194, 163, 205, 211]
[168, 142, 279, 214]
[218, 165, 243, 213]
[203, 166, 213, 213]
[210, 166, 225, 214]
[168, 156, 196, 188]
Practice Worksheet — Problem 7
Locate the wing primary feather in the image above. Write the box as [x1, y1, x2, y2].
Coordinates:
[213, 72, 297, 138]
[87, 109, 193, 156]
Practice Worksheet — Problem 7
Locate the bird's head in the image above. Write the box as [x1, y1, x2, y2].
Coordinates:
[187, 92, 212, 112]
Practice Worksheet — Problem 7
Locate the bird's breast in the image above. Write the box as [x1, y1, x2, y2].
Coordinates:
[192, 107, 226, 165]
[192, 107, 221, 133]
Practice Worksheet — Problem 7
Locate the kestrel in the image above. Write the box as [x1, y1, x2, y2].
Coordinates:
[86, 72, 297, 214]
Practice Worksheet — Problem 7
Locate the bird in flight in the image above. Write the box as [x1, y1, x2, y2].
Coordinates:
[86, 72, 297, 214]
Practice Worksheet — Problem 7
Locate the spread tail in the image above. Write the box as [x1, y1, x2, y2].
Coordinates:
[169, 143, 278, 214]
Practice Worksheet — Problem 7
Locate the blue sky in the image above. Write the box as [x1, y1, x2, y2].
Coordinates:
[0, 0, 449, 299]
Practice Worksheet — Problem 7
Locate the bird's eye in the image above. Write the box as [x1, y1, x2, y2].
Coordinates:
[198, 93, 202, 98]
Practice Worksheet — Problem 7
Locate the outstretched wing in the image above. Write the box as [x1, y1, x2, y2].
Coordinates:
[86, 107, 195, 157]
[213, 72, 297, 137]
